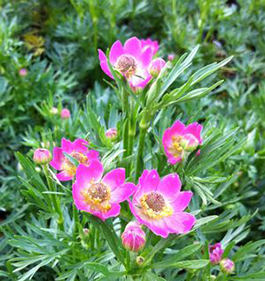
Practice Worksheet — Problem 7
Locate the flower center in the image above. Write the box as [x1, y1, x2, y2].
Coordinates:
[140, 192, 173, 219]
[82, 182, 111, 212]
[169, 136, 184, 158]
[116, 54, 137, 78]
[61, 151, 88, 176]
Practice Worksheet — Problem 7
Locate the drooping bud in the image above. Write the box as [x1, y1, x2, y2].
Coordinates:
[61, 108, 71, 119]
[121, 222, 146, 252]
[33, 148, 52, 165]
[105, 128, 117, 141]
[19, 68, 27, 76]
[148, 58, 166, 77]
[220, 258, 235, 274]
[180, 133, 199, 152]
[209, 243, 224, 265]
[167, 54, 175, 61]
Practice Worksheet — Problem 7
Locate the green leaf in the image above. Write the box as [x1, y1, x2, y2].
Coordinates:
[171, 259, 209, 269]
[63, 152, 79, 167]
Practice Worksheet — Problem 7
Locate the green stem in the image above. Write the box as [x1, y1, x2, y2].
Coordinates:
[135, 114, 149, 181]
[43, 165, 64, 231]
[72, 203, 79, 240]
[122, 90, 130, 159]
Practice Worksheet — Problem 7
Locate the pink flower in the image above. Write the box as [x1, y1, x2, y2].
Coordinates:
[121, 221, 146, 252]
[19, 68, 27, 76]
[140, 38, 159, 57]
[33, 148, 52, 165]
[209, 243, 224, 264]
[72, 160, 136, 220]
[50, 138, 99, 181]
[61, 108, 71, 119]
[129, 170, 195, 238]
[98, 37, 153, 88]
[162, 120, 203, 165]
[220, 258, 235, 274]
[148, 58, 166, 77]
[167, 54, 175, 61]
[105, 128, 117, 141]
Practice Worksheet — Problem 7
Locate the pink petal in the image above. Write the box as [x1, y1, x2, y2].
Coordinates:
[102, 203, 121, 220]
[137, 170, 160, 199]
[171, 191, 193, 212]
[157, 173, 181, 201]
[72, 182, 88, 210]
[124, 37, 142, 60]
[98, 49, 107, 61]
[100, 61, 114, 79]
[61, 138, 74, 153]
[57, 171, 73, 181]
[184, 123, 203, 144]
[140, 47, 153, 67]
[102, 168, 125, 191]
[168, 156, 182, 165]
[86, 150, 99, 160]
[165, 212, 196, 234]
[110, 182, 136, 203]
[109, 40, 124, 64]
[171, 120, 185, 135]
[73, 139, 88, 154]
[50, 147, 64, 170]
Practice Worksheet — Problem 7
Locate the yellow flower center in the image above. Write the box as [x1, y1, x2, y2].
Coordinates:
[169, 136, 184, 158]
[82, 182, 111, 212]
[61, 151, 88, 176]
[140, 192, 173, 219]
[116, 54, 137, 79]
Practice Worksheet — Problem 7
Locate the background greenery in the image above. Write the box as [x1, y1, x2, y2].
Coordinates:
[1, 0, 265, 280]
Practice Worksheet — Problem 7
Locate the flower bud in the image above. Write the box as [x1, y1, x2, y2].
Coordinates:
[50, 107, 58, 115]
[19, 68, 27, 76]
[148, 58, 166, 77]
[61, 108, 71, 119]
[220, 258, 235, 274]
[180, 134, 199, 152]
[105, 128, 117, 141]
[209, 243, 224, 265]
[121, 222, 146, 252]
[33, 148, 52, 165]
[167, 54, 175, 61]
[207, 276, 216, 281]
[136, 256, 144, 265]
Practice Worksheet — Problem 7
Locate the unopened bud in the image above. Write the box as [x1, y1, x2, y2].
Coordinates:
[148, 58, 166, 77]
[61, 108, 71, 119]
[33, 148, 52, 165]
[220, 258, 235, 274]
[50, 107, 58, 115]
[180, 134, 199, 152]
[121, 222, 146, 252]
[136, 256, 144, 265]
[105, 128, 117, 141]
[19, 68, 27, 76]
[209, 243, 224, 265]
[167, 54, 175, 61]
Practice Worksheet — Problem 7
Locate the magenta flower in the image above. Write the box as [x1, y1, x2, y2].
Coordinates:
[72, 160, 136, 220]
[209, 243, 224, 264]
[148, 58, 166, 77]
[220, 258, 235, 274]
[33, 148, 52, 165]
[61, 108, 71, 119]
[140, 38, 159, 57]
[121, 221, 146, 252]
[162, 120, 203, 165]
[50, 138, 99, 181]
[98, 37, 153, 88]
[129, 170, 195, 238]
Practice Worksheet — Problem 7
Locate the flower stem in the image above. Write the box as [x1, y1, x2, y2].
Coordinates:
[122, 90, 129, 159]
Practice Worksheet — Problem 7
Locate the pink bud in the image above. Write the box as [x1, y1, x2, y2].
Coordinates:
[168, 54, 175, 61]
[180, 134, 199, 152]
[33, 148, 52, 165]
[148, 58, 166, 77]
[121, 222, 146, 252]
[19, 68, 27, 76]
[61, 108, 71, 119]
[220, 258, 235, 274]
[105, 128, 117, 141]
[209, 243, 224, 265]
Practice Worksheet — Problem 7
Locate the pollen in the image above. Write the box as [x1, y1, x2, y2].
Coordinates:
[61, 151, 88, 176]
[140, 192, 173, 219]
[169, 135, 184, 158]
[82, 182, 111, 212]
[116, 54, 137, 78]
